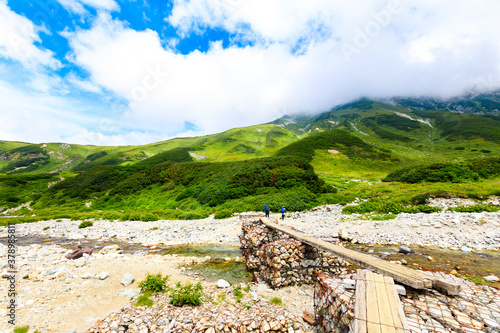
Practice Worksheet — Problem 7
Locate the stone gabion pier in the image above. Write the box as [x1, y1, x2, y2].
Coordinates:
[240, 218, 349, 288]
[314, 272, 355, 333]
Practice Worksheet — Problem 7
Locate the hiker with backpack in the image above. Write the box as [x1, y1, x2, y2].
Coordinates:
[264, 204, 270, 218]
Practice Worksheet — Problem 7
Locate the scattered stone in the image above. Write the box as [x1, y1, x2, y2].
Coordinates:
[342, 279, 356, 290]
[303, 311, 316, 325]
[394, 285, 406, 296]
[119, 288, 140, 298]
[400, 259, 408, 265]
[398, 246, 411, 254]
[100, 244, 121, 255]
[216, 279, 230, 288]
[484, 275, 499, 282]
[65, 246, 92, 259]
[82, 272, 95, 279]
[74, 257, 86, 267]
[461, 245, 473, 253]
[96, 271, 110, 280]
[338, 229, 352, 241]
[121, 273, 134, 286]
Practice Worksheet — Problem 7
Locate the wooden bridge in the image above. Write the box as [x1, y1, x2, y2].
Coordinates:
[259, 218, 462, 332]
[261, 217, 461, 295]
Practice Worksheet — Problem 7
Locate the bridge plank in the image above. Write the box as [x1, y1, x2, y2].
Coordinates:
[260, 218, 461, 294]
[366, 271, 382, 333]
[384, 275, 411, 333]
[373, 272, 397, 333]
[353, 270, 368, 333]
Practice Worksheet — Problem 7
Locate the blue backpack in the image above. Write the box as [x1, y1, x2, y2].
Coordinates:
[264, 204, 269, 212]
[281, 206, 286, 213]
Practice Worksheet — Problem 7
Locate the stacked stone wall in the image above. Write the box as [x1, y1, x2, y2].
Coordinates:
[314, 272, 355, 333]
[240, 218, 348, 288]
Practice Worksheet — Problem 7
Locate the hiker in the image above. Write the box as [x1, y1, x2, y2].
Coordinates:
[281, 206, 286, 220]
[264, 204, 270, 218]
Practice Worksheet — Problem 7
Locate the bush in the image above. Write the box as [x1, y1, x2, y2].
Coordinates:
[214, 209, 233, 219]
[169, 281, 203, 306]
[384, 158, 500, 183]
[139, 273, 169, 294]
[78, 221, 93, 228]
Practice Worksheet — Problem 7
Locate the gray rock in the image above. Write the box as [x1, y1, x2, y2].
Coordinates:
[119, 288, 139, 298]
[66, 330, 77, 333]
[400, 259, 408, 265]
[395, 285, 406, 296]
[216, 279, 230, 288]
[121, 273, 134, 286]
[103, 231, 109, 237]
[342, 279, 356, 290]
[81, 272, 95, 279]
[484, 275, 499, 282]
[398, 246, 411, 254]
[74, 257, 86, 267]
[96, 271, 109, 280]
[461, 246, 473, 253]
[100, 244, 121, 254]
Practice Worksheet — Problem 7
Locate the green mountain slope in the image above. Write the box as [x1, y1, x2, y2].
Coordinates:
[2, 92, 500, 222]
[0, 125, 298, 175]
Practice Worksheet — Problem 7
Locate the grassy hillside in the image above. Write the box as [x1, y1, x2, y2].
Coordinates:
[0, 124, 298, 175]
[2, 92, 500, 222]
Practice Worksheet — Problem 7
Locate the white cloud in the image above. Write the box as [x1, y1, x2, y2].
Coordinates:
[0, 80, 88, 143]
[56, 0, 86, 15]
[4, 0, 500, 146]
[0, 0, 60, 71]
[55, 0, 119, 15]
[61, 1, 500, 142]
[66, 72, 101, 93]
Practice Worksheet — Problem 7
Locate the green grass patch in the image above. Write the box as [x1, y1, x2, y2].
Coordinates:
[270, 296, 282, 305]
[135, 291, 154, 307]
[78, 221, 93, 228]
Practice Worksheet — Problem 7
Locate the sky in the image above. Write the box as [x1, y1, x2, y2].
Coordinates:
[1, 0, 500, 146]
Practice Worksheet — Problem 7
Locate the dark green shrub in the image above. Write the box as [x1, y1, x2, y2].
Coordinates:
[78, 221, 93, 228]
[411, 193, 429, 205]
[169, 281, 203, 306]
[384, 158, 500, 183]
[142, 213, 159, 222]
[139, 273, 169, 293]
[214, 209, 233, 219]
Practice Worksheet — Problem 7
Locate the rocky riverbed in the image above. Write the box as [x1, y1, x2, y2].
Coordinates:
[0, 201, 499, 332]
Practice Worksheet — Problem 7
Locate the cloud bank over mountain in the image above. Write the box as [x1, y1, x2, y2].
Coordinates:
[1, 0, 500, 145]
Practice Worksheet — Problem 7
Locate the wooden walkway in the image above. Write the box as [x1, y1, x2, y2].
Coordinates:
[353, 270, 410, 333]
[261, 218, 461, 295]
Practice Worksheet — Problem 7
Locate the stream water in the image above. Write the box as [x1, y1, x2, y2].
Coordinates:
[2, 236, 498, 287]
[346, 243, 500, 288]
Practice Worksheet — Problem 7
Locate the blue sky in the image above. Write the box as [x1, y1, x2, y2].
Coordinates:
[1, 0, 500, 145]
